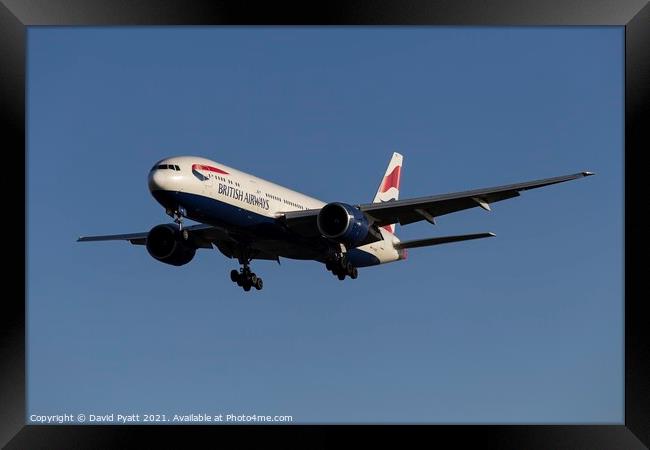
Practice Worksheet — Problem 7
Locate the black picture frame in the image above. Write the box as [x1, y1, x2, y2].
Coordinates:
[3, 1, 648, 448]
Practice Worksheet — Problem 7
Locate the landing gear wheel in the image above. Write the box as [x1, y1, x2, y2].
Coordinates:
[337, 273, 346, 281]
[350, 267, 358, 279]
[231, 254, 265, 291]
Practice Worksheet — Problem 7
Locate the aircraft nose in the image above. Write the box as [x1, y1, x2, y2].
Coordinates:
[148, 169, 166, 191]
[148, 167, 184, 192]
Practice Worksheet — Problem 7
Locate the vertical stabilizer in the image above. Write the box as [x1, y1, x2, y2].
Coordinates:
[372, 152, 403, 234]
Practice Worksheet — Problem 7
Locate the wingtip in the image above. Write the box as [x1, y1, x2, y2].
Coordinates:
[582, 171, 595, 176]
[487, 232, 496, 237]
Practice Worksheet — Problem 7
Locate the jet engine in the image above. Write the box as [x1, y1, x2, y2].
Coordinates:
[316, 202, 370, 247]
[145, 224, 196, 266]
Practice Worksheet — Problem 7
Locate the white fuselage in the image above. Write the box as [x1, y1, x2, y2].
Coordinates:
[148, 156, 402, 266]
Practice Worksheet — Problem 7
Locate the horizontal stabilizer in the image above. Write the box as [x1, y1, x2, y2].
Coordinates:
[394, 232, 495, 250]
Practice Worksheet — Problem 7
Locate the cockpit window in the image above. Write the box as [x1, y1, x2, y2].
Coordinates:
[150, 163, 180, 171]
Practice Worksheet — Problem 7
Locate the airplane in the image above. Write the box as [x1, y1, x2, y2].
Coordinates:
[78, 153, 593, 292]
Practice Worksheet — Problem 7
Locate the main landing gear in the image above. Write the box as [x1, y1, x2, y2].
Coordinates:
[326, 255, 358, 281]
[230, 263, 264, 291]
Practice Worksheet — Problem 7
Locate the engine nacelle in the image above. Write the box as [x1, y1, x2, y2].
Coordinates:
[317, 202, 370, 247]
[145, 224, 196, 266]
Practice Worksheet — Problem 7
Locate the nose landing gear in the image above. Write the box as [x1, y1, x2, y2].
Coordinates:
[166, 206, 187, 231]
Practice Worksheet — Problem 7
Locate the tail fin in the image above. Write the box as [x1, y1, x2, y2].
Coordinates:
[373, 152, 403, 234]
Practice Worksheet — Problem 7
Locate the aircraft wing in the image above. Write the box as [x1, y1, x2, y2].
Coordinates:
[77, 223, 223, 248]
[358, 171, 593, 227]
[78, 224, 280, 261]
[281, 171, 593, 234]
[77, 232, 150, 245]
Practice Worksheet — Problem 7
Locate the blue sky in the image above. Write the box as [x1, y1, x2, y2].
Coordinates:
[27, 27, 623, 424]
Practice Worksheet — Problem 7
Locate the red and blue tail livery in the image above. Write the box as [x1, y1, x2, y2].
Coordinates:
[373, 152, 403, 233]
[79, 153, 593, 292]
